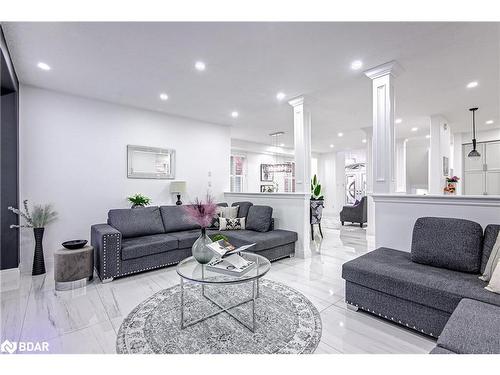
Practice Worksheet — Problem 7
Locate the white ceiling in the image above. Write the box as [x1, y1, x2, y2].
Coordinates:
[3, 22, 499, 153]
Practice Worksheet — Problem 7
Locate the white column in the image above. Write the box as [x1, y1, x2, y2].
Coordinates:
[334, 151, 346, 216]
[289, 96, 312, 193]
[428, 115, 450, 194]
[364, 61, 403, 194]
[395, 138, 407, 193]
[362, 127, 375, 235]
[452, 132, 464, 195]
[288, 95, 311, 258]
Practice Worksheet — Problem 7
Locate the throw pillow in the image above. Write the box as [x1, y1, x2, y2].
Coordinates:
[246, 205, 273, 232]
[485, 259, 500, 294]
[219, 217, 246, 231]
[209, 203, 229, 229]
[480, 232, 500, 282]
[217, 205, 239, 219]
[231, 201, 253, 218]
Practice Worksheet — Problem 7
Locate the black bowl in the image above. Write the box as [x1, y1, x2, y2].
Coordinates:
[62, 240, 88, 250]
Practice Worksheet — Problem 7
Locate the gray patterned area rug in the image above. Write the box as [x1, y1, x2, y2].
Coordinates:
[116, 279, 322, 354]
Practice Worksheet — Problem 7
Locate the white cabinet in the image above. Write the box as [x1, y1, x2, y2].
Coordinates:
[463, 141, 500, 195]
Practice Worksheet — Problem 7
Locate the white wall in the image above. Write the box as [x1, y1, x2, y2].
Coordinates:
[373, 194, 500, 251]
[244, 152, 294, 193]
[406, 139, 429, 194]
[19, 85, 230, 272]
[231, 139, 320, 194]
[429, 116, 452, 194]
[317, 152, 336, 213]
[460, 128, 500, 143]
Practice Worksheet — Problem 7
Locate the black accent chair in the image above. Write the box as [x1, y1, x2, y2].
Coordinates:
[340, 196, 367, 228]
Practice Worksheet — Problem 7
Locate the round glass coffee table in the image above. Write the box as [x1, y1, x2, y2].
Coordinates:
[176, 252, 271, 332]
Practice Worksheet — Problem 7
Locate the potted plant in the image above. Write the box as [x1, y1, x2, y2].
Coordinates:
[310, 174, 325, 232]
[127, 194, 151, 208]
[444, 176, 460, 195]
[311, 174, 324, 201]
[9, 200, 58, 276]
[183, 194, 217, 264]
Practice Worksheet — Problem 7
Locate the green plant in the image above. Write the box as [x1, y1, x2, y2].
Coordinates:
[8, 200, 58, 228]
[210, 234, 229, 242]
[127, 194, 151, 207]
[310, 174, 324, 200]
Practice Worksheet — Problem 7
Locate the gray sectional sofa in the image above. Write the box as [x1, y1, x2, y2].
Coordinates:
[342, 217, 500, 353]
[91, 202, 297, 282]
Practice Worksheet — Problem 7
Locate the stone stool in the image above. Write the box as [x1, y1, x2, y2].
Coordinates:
[54, 246, 94, 291]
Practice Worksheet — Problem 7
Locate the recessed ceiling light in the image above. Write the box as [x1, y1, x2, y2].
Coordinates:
[404, 138, 409, 142]
[276, 92, 286, 101]
[350, 60, 363, 70]
[231, 111, 239, 118]
[425, 134, 431, 139]
[194, 61, 206, 71]
[395, 118, 403, 124]
[337, 132, 344, 137]
[466, 81, 478, 88]
[329, 144, 335, 148]
[279, 143, 285, 147]
[486, 120, 494, 124]
[362, 139, 367, 143]
[411, 127, 418, 132]
[37, 62, 51, 71]
[159, 93, 169, 101]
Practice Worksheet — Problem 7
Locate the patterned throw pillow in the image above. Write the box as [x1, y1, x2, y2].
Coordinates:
[219, 217, 246, 231]
[210, 205, 239, 229]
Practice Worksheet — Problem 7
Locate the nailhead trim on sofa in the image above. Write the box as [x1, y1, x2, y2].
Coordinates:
[345, 300, 435, 337]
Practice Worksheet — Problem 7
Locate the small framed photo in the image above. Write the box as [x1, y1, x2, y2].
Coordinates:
[260, 184, 274, 193]
[260, 164, 273, 181]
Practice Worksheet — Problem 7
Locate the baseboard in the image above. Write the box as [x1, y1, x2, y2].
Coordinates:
[0, 267, 21, 291]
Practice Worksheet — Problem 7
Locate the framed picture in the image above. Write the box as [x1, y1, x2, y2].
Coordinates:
[442, 156, 449, 176]
[260, 164, 274, 181]
[260, 184, 274, 193]
[127, 145, 175, 179]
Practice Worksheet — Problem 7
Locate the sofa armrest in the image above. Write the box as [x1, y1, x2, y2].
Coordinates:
[91, 224, 122, 280]
[269, 218, 275, 231]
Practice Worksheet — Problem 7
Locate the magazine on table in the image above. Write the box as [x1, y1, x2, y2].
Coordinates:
[206, 239, 256, 258]
[204, 239, 256, 276]
[206, 253, 257, 276]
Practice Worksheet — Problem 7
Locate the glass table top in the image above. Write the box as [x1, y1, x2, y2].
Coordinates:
[176, 252, 271, 285]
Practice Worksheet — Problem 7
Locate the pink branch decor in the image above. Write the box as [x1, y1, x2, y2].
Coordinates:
[183, 194, 218, 229]
[183, 194, 218, 264]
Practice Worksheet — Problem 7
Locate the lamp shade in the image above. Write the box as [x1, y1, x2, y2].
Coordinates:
[170, 181, 186, 194]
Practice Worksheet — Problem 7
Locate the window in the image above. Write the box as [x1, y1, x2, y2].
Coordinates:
[230, 155, 246, 192]
[283, 161, 296, 192]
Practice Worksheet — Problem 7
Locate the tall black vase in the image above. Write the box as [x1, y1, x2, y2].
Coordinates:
[32, 227, 46, 276]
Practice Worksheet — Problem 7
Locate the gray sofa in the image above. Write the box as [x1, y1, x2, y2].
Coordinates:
[91, 202, 297, 282]
[342, 217, 500, 353]
[430, 298, 500, 354]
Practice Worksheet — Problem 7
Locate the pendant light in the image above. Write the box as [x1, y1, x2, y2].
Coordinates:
[467, 107, 481, 158]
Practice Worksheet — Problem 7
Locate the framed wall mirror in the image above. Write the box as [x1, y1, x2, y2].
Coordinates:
[127, 145, 175, 179]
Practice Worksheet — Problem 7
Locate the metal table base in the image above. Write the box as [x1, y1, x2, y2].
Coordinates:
[179, 275, 259, 333]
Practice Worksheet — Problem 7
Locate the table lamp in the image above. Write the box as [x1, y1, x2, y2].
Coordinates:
[170, 181, 186, 205]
